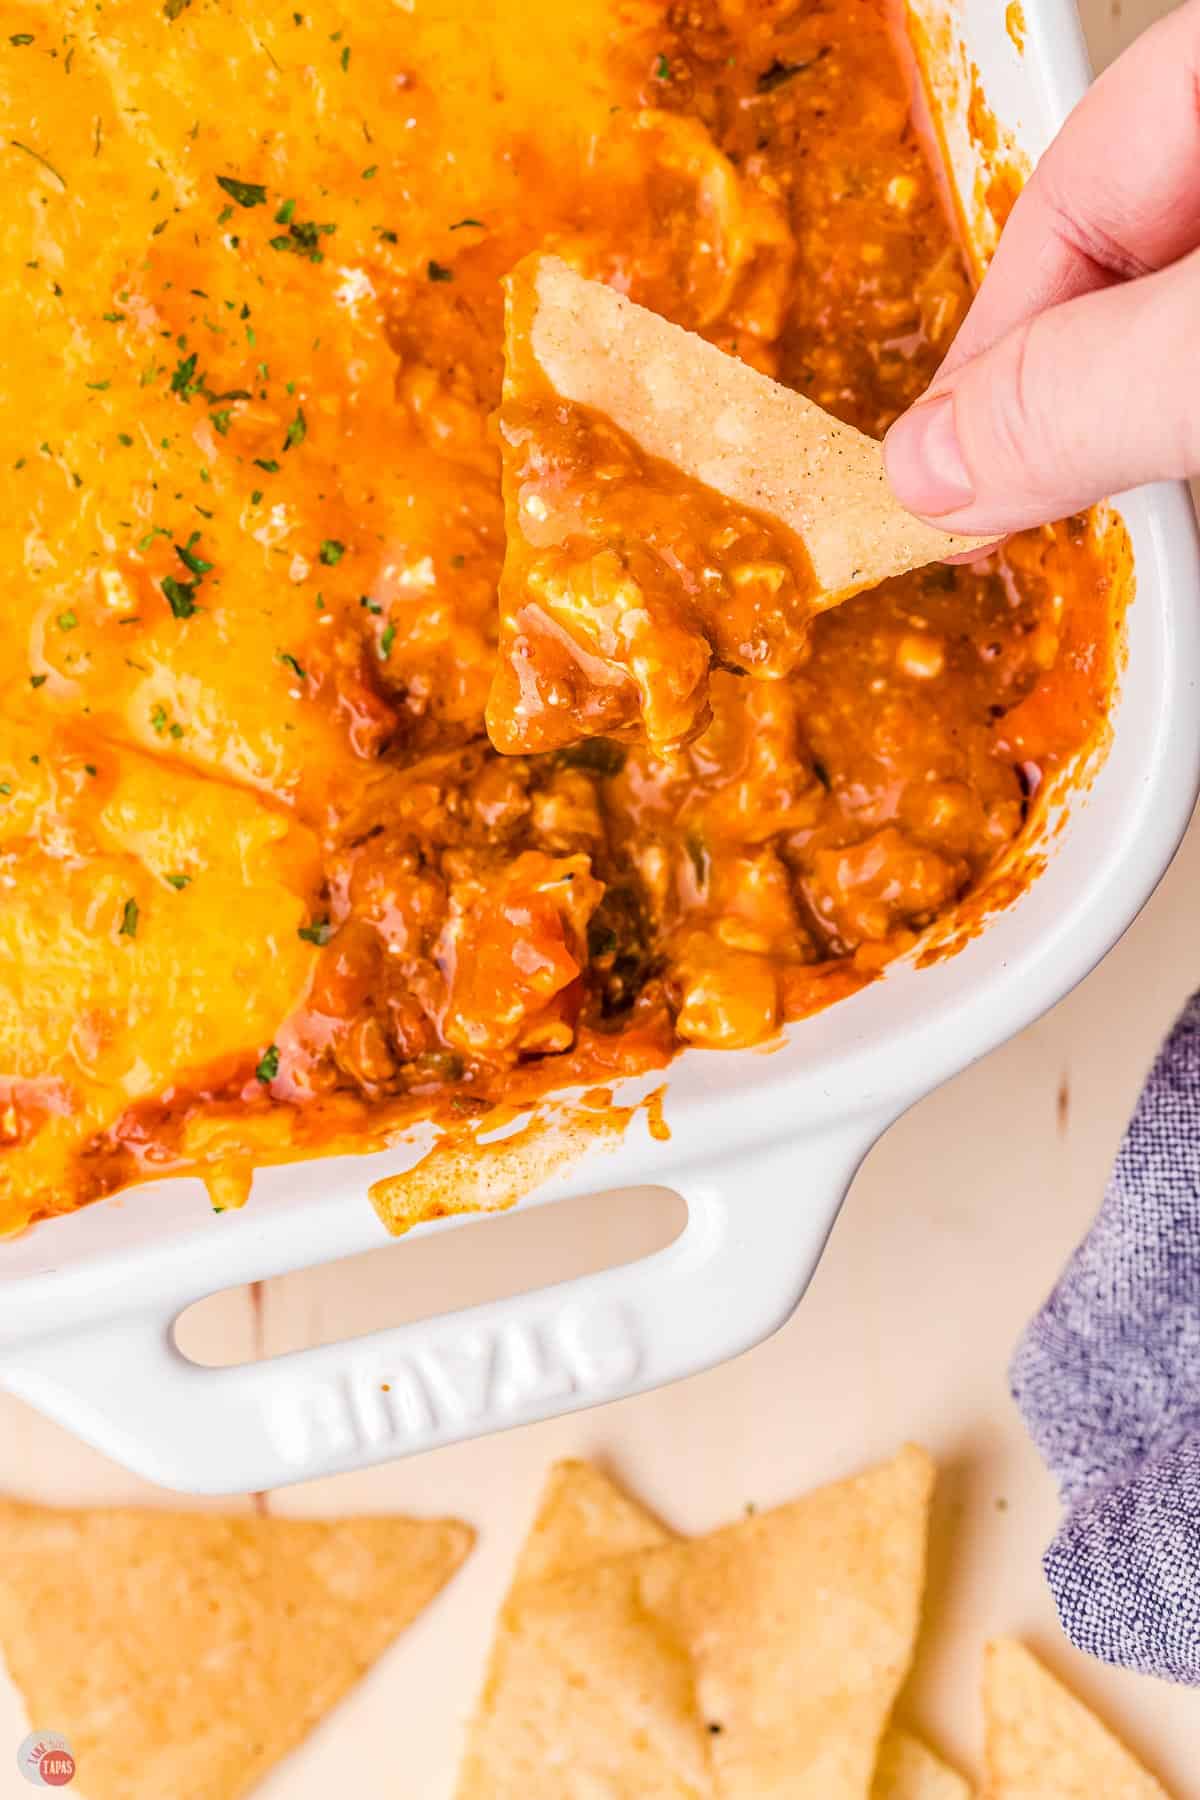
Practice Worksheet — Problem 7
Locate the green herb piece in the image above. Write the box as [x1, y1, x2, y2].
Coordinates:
[117, 432, 134, 447]
[84, 764, 98, 776]
[0, 783, 12, 796]
[175, 532, 212, 576]
[318, 538, 344, 565]
[163, 0, 192, 18]
[216, 175, 268, 209]
[210, 408, 232, 434]
[275, 197, 296, 224]
[359, 594, 381, 615]
[30, 673, 48, 689]
[256, 1044, 280, 1082]
[376, 228, 398, 244]
[165, 872, 191, 889]
[427, 260, 453, 282]
[102, 310, 125, 322]
[250, 489, 263, 505]
[161, 575, 197, 618]
[169, 351, 200, 398]
[361, 165, 377, 180]
[298, 916, 333, 945]
[340, 43, 350, 69]
[85, 379, 110, 391]
[119, 897, 139, 938]
[169, 722, 184, 739]
[449, 217, 483, 230]
[11, 141, 67, 189]
[379, 621, 395, 659]
[138, 526, 170, 552]
[653, 51, 671, 79]
[254, 457, 280, 472]
[150, 704, 168, 734]
[10, 33, 35, 45]
[278, 650, 306, 680]
[283, 408, 306, 451]
[57, 609, 78, 631]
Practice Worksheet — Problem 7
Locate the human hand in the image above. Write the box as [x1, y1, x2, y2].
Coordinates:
[883, 0, 1200, 537]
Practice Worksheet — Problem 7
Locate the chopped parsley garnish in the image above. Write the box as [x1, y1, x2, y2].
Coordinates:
[138, 526, 170, 552]
[254, 457, 281, 473]
[283, 409, 306, 451]
[86, 380, 110, 391]
[361, 165, 377, 180]
[30, 673, 48, 688]
[0, 784, 11, 796]
[161, 575, 197, 618]
[360, 594, 381, 615]
[318, 538, 344, 565]
[340, 43, 350, 69]
[427, 260, 453, 282]
[376, 228, 398, 244]
[169, 351, 201, 399]
[210, 408, 232, 434]
[449, 217, 484, 230]
[298, 916, 333, 945]
[150, 704, 168, 734]
[11, 141, 66, 189]
[379, 621, 396, 659]
[256, 1044, 280, 1082]
[57, 609, 78, 631]
[216, 174, 268, 209]
[165, 872, 191, 889]
[163, 0, 192, 18]
[10, 33, 35, 45]
[270, 215, 336, 263]
[278, 651, 307, 680]
[175, 531, 212, 576]
[653, 51, 671, 79]
[119, 897, 139, 939]
[84, 764, 97, 777]
[117, 432, 134, 447]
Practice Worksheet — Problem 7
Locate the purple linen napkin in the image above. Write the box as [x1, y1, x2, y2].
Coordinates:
[1011, 988, 1200, 1683]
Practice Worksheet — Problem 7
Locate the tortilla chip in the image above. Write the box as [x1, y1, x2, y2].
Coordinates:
[510, 1457, 674, 1590]
[0, 1500, 473, 1800]
[522, 255, 992, 603]
[982, 1639, 1169, 1799]
[456, 1462, 712, 1798]
[872, 1727, 972, 1799]
[637, 1444, 935, 1800]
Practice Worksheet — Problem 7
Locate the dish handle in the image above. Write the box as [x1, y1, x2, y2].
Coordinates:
[2, 1122, 882, 1493]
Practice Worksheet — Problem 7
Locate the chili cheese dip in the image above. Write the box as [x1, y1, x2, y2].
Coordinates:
[0, 0, 1122, 1231]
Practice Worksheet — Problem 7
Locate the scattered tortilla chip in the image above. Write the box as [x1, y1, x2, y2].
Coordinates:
[982, 1639, 1169, 1799]
[872, 1726, 972, 1799]
[524, 256, 992, 593]
[637, 1443, 935, 1800]
[456, 1554, 716, 1798]
[0, 1499, 473, 1800]
[510, 1457, 674, 1590]
[456, 1462, 712, 1798]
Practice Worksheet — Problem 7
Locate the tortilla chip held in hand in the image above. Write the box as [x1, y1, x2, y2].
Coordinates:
[487, 253, 993, 755]
[0, 1500, 473, 1800]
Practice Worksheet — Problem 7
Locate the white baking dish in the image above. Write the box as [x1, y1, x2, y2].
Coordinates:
[2, 0, 1198, 1495]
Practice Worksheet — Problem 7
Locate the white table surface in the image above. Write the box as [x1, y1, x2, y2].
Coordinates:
[2, 3, 1198, 1794]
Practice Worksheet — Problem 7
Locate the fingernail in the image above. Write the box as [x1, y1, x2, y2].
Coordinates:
[884, 393, 975, 517]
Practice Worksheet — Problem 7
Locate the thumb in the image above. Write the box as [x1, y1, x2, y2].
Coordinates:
[883, 244, 1200, 536]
